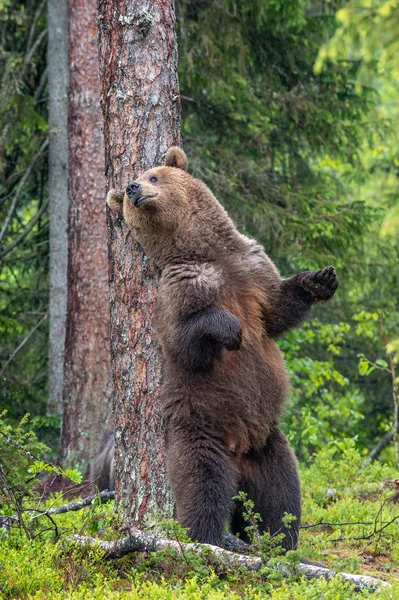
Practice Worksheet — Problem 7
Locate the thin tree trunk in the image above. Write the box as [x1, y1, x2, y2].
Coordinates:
[97, 0, 181, 522]
[47, 0, 69, 416]
[59, 0, 113, 466]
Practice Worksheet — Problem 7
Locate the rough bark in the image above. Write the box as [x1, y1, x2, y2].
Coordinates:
[47, 0, 69, 415]
[69, 531, 390, 591]
[59, 0, 112, 466]
[97, 0, 181, 522]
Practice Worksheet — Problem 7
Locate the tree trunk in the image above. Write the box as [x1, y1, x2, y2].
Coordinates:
[59, 0, 113, 466]
[97, 0, 181, 522]
[47, 0, 69, 416]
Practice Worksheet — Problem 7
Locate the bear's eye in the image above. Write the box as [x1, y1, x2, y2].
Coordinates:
[149, 176, 158, 183]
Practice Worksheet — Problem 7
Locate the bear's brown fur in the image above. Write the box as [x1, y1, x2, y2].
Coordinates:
[107, 147, 338, 548]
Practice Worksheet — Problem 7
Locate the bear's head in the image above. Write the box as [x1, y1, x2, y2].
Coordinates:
[107, 147, 195, 235]
[106, 147, 236, 266]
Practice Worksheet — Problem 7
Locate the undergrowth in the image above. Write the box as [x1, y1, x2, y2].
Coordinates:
[1, 440, 399, 599]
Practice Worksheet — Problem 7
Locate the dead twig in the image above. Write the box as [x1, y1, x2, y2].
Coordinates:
[0, 139, 48, 244]
[0, 314, 47, 374]
[0, 461, 31, 539]
[29, 490, 115, 519]
[0, 198, 49, 261]
[366, 431, 395, 463]
[300, 519, 374, 529]
[329, 515, 399, 544]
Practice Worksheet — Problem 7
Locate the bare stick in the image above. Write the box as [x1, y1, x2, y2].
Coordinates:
[68, 529, 390, 591]
[0, 314, 47, 374]
[30, 491, 115, 518]
[300, 519, 374, 529]
[379, 311, 399, 468]
[0, 198, 49, 261]
[0, 139, 48, 244]
[0, 461, 31, 539]
[0, 426, 55, 469]
[26, 0, 46, 54]
[329, 515, 399, 544]
[366, 431, 394, 463]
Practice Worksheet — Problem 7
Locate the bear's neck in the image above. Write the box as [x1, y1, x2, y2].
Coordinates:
[136, 211, 243, 269]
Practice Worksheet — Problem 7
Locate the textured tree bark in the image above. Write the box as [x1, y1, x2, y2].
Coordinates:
[59, 0, 113, 465]
[97, 0, 181, 522]
[47, 0, 69, 415]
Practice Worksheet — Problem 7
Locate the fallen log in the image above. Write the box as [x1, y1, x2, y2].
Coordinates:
[68, 527, 390, 592]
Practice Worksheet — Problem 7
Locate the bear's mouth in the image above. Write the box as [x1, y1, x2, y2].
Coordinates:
[134, 194, 157, 208]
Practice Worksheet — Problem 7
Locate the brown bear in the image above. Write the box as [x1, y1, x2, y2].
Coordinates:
[107, 147, 338, 549]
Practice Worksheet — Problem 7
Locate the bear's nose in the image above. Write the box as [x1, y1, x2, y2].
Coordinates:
[126, 182, 141, 199]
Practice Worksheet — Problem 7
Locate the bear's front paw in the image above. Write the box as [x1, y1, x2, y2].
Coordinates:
[301, 266, 339, 302]
[219, 316, 242, 351]
[106, 189, 125, 214]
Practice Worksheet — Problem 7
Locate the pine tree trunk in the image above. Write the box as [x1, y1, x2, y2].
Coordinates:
[97, 0, 181, 522]
[59, 0, 113, 466]
[47, 0, 69, 416]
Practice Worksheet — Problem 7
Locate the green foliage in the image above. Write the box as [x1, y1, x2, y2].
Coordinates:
[0, 0, 49, 433]
[0, 412, 82, 535]
[178, 0, 376, 267]
[280, 320, 363, 460]
[315, 0, 399, 84]
[0, 411, 48, 499]
[1, 444, 399, 598]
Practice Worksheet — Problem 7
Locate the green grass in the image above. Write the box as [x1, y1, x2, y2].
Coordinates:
[1, 443, 399, 599]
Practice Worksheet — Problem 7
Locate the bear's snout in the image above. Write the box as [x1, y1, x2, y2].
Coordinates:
[126, 182, 141, 200]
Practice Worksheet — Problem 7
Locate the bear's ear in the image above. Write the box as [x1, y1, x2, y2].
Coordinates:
[164, 146, 188, 171]
[106, 189, 124, 214]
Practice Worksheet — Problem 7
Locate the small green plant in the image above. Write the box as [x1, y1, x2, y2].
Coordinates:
[232, 491, 298, 564]
[0, 412, 82, 539]
[232, 491, 263, 548]
[158, 518, 192, 543]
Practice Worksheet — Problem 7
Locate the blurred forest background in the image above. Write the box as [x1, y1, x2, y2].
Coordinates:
[0, 0, 398, 468]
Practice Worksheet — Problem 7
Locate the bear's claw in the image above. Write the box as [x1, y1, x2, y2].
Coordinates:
[302, 265, 339, 301]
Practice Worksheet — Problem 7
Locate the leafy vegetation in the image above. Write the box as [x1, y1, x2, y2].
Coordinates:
[1, 439, 398, 598]
[0, 0, 398, 596]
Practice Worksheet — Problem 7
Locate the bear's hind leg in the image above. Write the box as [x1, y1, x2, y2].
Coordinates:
[166, 427, 237, 546]
[231, 427, 301, 550]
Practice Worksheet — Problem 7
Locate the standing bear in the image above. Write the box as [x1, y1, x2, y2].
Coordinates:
[107, 147, 338, 550]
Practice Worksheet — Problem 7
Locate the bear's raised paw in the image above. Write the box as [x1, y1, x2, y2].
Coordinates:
[301, 265, 339, 302]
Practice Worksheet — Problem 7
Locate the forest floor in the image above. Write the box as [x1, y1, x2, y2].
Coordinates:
[1, 444, 399, 599]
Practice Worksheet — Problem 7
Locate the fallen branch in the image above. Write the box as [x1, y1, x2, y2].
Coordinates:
[23, 492, 249, 555]
[68, 528, 390, 592]
[35, 490, 115, 517]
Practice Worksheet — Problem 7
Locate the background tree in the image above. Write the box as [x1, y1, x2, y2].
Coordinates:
[59, 0, 112, 467]
[97, 0, 181, 520]
[47, 0, 69, 416]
